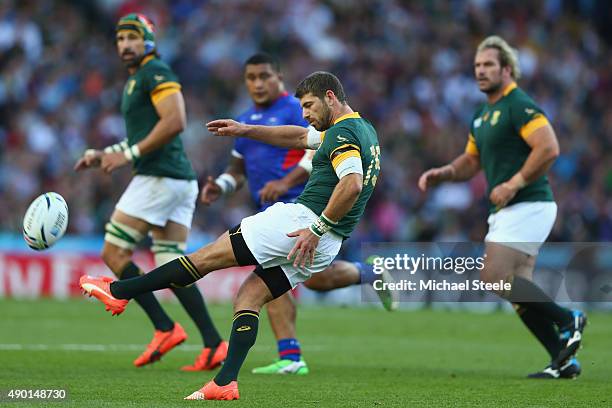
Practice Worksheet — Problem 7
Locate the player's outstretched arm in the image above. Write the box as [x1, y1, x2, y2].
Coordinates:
[207, 119, 312, 149]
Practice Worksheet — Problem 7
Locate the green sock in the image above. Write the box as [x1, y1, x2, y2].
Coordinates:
[214, 310, 259, 386]
[509, 276, 573, 329]
[514, 304, 562, 361]
[119, 262, 174, 332]
[111, 257, 201, 300]
[171, 285, 222, 348]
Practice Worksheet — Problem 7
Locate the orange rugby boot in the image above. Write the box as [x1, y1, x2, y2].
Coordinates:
[133, 322, 188, 367]
[181, 340, 228, 371]
[184, 380, 239, 400]
[79, 275, 128, 316]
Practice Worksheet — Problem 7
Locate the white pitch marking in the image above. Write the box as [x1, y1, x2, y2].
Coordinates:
[0, 344, 326, 352]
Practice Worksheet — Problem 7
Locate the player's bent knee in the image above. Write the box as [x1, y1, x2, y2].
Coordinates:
[252, 265, 292, 300]
[234, 269, 291, 313]
[265, 293, 296, 318]
[479, 267, 500, 284]
[233, 276, 268, 313]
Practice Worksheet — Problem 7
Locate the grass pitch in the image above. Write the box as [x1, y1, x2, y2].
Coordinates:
[1, 298, 610, 407]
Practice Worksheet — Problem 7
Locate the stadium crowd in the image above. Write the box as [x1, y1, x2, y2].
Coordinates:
[1, 0, 610, 257]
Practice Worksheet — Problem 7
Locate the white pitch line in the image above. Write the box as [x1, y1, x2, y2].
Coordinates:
[0, 344, 327, 352]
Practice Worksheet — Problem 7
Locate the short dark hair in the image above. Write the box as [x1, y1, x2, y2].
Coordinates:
[244, 52, 281, 73]
[295, 71, 347, 103]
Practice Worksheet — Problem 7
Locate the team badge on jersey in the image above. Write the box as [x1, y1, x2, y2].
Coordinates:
[474, 118, 482, 128]
[491, 110, 501, 126]
[154, 75, 165, 82]
[126, 79, 136, 95]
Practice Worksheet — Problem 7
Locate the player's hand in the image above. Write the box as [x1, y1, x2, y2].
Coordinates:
[101, 152, 129, 174]
[417, 166, 454, 192]
[286, 228, 320, 268]
[200, 176, 222, 205]
[489, 182, 518, 209]
[258, 179, 289, 204]
[206, 119, 246, 137]
[74, 149, 102, 171]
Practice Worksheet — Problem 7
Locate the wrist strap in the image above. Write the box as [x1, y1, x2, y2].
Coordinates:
[103, 140, 128, 154]
[123, 145, 141, 161]
[309, 213, 338, 237]
[216, 173, 237, 195]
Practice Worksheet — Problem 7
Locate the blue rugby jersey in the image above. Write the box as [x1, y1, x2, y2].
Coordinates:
[233, 92, 308, 210]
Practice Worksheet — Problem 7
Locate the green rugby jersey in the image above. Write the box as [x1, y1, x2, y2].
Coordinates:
[465, 82, 554, 212]
[120, 55, 196, 180]
[297, 112, 380, 238]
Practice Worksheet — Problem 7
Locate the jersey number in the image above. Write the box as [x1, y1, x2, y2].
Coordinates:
[364, 145, 380, 187]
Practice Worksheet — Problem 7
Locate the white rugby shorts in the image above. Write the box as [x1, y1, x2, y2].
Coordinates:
[116, 175, 198, 228]
[240, 202, 343, 287]
[485, 201, 557, 256]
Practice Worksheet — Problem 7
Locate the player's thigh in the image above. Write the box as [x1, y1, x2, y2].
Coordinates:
[303, 260, 358, 291]
[110, 209, 151, 233]
[150, 220, 189, 242]
[189, 231, 238, 275]
[481, 242, 530, 282]
[514, 254, 536, 280]
[303, 271, 333, 291]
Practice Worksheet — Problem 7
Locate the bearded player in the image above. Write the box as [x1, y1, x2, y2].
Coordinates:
[418, 36, 586, 379]
[202, 53, 397, 375]
[80, 71, 381, 400]
[75, 13, 227, 371]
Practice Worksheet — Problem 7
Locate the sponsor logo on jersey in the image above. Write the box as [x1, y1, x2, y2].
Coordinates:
[337, 135, 349, 142]
[250, 113, 263, 121]
[236, 325, 251, 332]
[474, 118, 482, 128]
[154, 74, 165, 82]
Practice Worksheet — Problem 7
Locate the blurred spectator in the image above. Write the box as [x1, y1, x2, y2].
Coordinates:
[0, 0, 610, 259]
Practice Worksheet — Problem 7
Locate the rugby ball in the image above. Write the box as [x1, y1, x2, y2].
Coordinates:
[23, 192, 69, 250]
